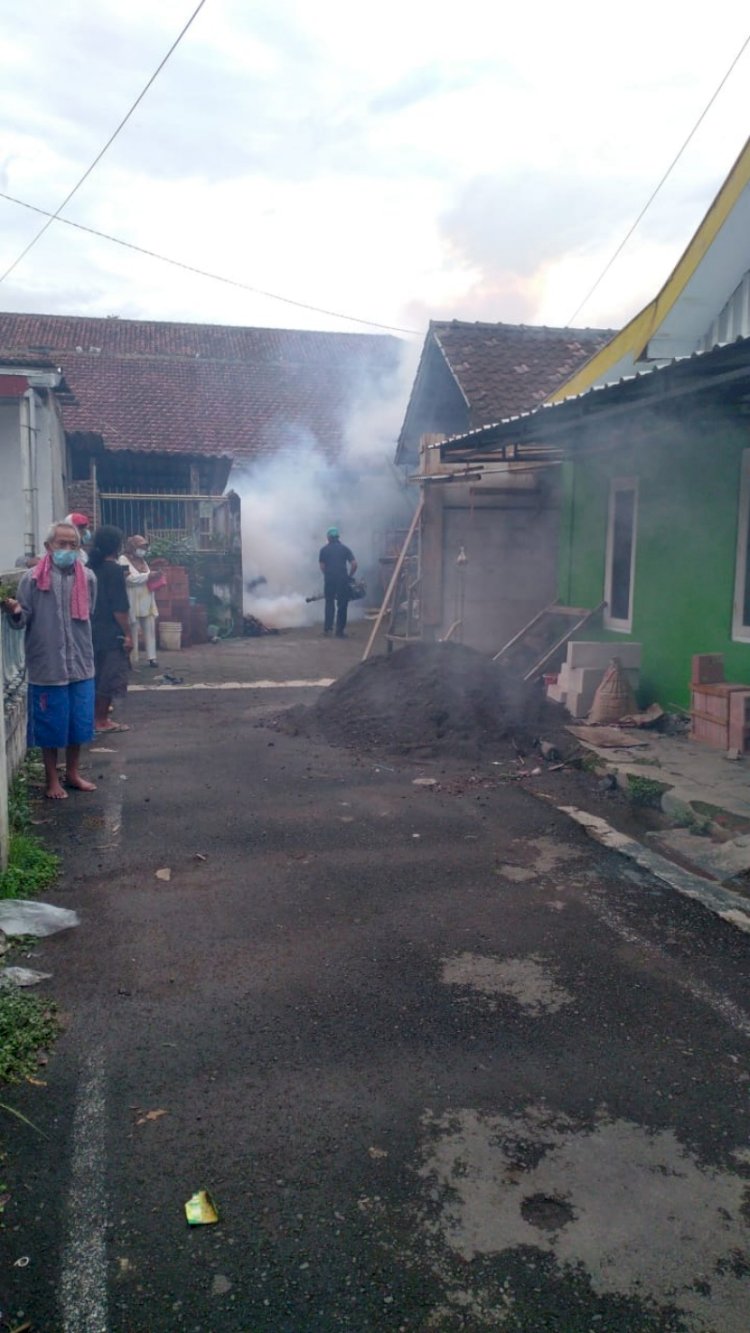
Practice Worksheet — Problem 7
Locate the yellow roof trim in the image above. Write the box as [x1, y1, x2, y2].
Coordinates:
[547, 135, 750, 403]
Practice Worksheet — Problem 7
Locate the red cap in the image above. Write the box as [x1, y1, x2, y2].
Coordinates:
[69, 512, 90, 527]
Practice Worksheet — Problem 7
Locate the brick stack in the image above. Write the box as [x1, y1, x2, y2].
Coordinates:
[153, 564, 191, 648]
[690, 655, 750, 752]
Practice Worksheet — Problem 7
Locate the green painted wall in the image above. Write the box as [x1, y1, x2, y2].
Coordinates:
[558, 419, 750, 709]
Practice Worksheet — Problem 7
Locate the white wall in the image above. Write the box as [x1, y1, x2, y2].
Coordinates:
[0, 390, 68, 570]
[0, 401, 24, 570]
[34, 390, 67, 536]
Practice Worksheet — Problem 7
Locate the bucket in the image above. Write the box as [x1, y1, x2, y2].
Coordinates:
[158, 621, 182, 651]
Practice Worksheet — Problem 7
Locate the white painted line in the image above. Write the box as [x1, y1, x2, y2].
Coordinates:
[559, 804, 750, 934]
[60, 1047, 108, 1333]
[101, 752, 124, 848]
[555, 804, 750, 1042]
[128, 678, 334, 692]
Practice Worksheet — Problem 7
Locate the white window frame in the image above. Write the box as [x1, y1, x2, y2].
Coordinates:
[732, 450, 750, 643]
[604, 477, 638, 633]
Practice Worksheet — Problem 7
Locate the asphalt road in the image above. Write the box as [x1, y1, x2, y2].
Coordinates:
[2, 675, 750, 1332]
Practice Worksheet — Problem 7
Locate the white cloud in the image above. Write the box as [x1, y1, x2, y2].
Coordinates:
[0, 0, 748, 333]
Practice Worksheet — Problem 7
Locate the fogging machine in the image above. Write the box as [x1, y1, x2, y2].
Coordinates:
[306, 576, 367, 604]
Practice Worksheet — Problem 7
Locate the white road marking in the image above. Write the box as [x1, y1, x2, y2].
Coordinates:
[559, 804, 750, 934]
[60, 1046, 108, 1333]
[128, 678, 334, 691]
[524, 803, 750, 1042]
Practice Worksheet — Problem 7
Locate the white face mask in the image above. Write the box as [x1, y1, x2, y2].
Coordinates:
[135, 548, 147, 558]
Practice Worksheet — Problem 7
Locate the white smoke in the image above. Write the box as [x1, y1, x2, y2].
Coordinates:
[228, 342, 418, 629]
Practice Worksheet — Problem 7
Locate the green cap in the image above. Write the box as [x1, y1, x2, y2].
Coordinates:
[327, 526, 339, 538]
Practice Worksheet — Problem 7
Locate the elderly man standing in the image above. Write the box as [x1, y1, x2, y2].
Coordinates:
[1, 520, 97, 799]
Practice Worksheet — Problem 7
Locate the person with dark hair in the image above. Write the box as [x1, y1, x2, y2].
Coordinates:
[1, 521, 97, 798]
[88, 526, 132, 734]
[319, 526, 357, 638]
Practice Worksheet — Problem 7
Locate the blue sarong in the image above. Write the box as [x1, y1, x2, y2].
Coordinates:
[27, 679, 95, 749]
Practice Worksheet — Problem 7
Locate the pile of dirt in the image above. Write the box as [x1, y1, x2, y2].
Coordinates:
[284, 641, 566, 759]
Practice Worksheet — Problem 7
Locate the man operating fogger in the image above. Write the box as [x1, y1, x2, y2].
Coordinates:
[319, 526, 357, 639]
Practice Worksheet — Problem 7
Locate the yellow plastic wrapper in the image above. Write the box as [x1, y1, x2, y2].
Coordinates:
[184, 1189, 219, 1225]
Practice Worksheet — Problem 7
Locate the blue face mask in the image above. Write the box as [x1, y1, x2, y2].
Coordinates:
[82, 529, 92, 544]
[52, 549, 78, 569]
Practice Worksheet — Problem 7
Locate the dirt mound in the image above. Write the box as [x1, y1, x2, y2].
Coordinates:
[295, 641, 561, 758]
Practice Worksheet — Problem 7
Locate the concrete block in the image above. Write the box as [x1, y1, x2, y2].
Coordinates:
[566, 640, 642, 670]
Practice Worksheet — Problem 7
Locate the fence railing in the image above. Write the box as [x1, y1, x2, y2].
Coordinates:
[1, 609, 26, 870]
[2, 611, 26, 716]
[99, 492, 227, 550]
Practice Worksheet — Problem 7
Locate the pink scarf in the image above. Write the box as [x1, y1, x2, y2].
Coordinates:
[32, 553, 90, 620]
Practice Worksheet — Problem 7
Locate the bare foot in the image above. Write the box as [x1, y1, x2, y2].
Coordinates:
[45, 780, 69, 800]
[65, 773, 97, 792]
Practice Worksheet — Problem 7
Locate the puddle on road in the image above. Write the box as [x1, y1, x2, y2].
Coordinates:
[441, 953, 573, 1015]
[416, 1104, 750, 1331]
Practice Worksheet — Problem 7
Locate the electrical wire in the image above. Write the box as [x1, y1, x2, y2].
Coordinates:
[0, 189, 420, 335]
[565, 29, 750, 327]
[0, 0, 210, 284]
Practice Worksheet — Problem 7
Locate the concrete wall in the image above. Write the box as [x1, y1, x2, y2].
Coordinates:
[0, 401, 24, 569]
[36, 390, 67, 528]
[441, 501, 560, 654]
[558, 415, 750, 708]
[421, 470, 561, 654]
[0, 390, 68, 569]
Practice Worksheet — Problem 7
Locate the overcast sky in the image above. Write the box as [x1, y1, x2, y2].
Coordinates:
[0, 0, 748, 340]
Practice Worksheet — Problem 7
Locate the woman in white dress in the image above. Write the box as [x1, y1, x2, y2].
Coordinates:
[120, 534, 160, 667]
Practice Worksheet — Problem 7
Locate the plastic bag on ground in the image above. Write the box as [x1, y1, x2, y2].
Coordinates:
[0, 901, 79, 937]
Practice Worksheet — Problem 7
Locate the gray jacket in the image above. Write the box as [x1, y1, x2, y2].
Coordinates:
[10, 565, 97, 686]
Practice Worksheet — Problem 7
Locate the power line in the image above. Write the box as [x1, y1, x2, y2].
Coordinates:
[0, 189, 420, 335]
[0, 0, 210, 285]
[565, 29, 750, 327]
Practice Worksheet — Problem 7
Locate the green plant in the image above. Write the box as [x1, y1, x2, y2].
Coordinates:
[0, 835, 59, 900]
[0, 992, 58, 1084]
[626, 774, 668, 808]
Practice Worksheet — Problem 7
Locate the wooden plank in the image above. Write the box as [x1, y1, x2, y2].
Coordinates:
[492, 599, 606, 680]
[522, 602, 606, 681]
[362, 497, 424, 662]
[420, 483, 444, 626]
[492, 601, 555, 662]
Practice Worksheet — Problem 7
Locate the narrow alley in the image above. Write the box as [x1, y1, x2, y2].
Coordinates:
[2, 631, 750, 1331]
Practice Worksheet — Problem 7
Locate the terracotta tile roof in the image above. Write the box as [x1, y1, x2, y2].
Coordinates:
[433, 320, 614, 421]
[396, 319, 614, 460]
[0, 312, 401, 459]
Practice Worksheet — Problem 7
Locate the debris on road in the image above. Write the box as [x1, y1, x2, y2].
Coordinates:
[155, 868, 172, 881]
[135, 1108, 168, 1126]
[0, 968, 52, 989]
[185, 1189, 219, 1225]
[0, 901, 79, 937]
[412, 777, 437, 787]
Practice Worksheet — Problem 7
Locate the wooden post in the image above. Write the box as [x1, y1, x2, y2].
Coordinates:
[419, 434, 445, 631]
[362, 497, 424, 662]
